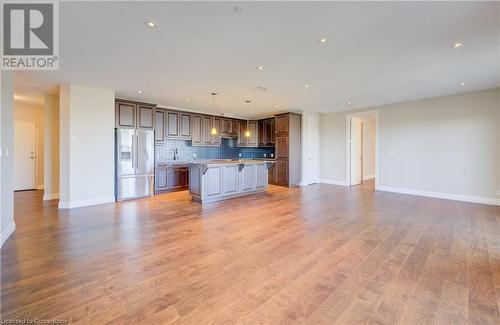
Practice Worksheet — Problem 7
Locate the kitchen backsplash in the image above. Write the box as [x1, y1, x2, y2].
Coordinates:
[156, 138, 275, 162]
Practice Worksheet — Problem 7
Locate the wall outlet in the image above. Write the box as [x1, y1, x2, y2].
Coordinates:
[239, 153, 242, 157]
[264, 153, 267, 157]
[193, 153, 196, 158]
[270, 153, 274, 158]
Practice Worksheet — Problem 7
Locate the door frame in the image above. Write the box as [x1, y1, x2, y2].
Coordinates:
[345, 110, 379, 187]
[14, 120, 39, 191]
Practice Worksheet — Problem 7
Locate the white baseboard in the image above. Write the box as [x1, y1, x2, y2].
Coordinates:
[376, 186, 500, 206]
[1, 221, 16, 247]
[43, 192, 59, 200]
[36, 184, 44, 190]
[319, 179, 348, 187]
[362, 175, 375, 181]
[58, 196, 115, 209]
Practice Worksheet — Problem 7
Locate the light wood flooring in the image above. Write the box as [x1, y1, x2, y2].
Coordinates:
[2, 182, 500, 324]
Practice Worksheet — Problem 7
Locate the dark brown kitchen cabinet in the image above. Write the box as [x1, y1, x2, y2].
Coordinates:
[115, 101, 136, 128]
[155, 110, 166, 142]
[258, 118, 276, 147]
[156, 165, 189, 193]
[202, 116, 212, 145]
[221, 118, 231, 134]
[237, 120, 258, 147]
[212, 117, 221, 145]
[137, 105, 154, 129]
[166, 111, 180, 138]
[192, 115, 202, 145]
[275, 160, 289, 185]
[268, 163, 276, 184]
[180, 113, 191, 139]
[274, 113, 301, 187]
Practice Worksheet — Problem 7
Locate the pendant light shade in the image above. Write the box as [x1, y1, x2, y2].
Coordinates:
[211, 92, 218, 135]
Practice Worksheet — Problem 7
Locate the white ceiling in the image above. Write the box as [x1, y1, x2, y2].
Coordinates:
[13, 1, 500, 117]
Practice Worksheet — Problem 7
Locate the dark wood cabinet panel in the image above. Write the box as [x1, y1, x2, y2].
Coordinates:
[202, 116, 212, 145]
[237, 120, 258, 147]
[155, 110, 166, 142]
[137, 105, 154, 129]
[268, 163, 276, 184]
[167, 111, 180, 138]
[231, 120, 238, 135]
[180, 113, 191, 139]
[275, 160, 288, 185]
[221, 118, 231, 134]
[237, 121, 247, 146]
[275, 136, 289, 159]
[116, 102, 136, 128]
[156, 166, 189, 192]
[212, 117, 221, 145]
[276, 115, 289, 135]
[192, 115, 202, 145]
[258, 120, 265, 146]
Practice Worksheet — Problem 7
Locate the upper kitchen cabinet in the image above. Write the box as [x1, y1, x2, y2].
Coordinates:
[166, 111, 180, 138]
[275, 114, 289, 135]
[192, 114, 221, 146]
[258, 118, 275, 147]
[137, 105, 155, 129]
[116, 99, 156, 130]
[237, 120, 258, 147]
[155, 109, 166, 142]
[180, 113, 192, 139]
[115, 101, 136, 128]
[165, 110, 192, 140]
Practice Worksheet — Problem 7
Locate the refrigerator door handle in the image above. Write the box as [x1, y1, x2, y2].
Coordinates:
[135, 134, 139, 170]
[131, 134, 135, 169]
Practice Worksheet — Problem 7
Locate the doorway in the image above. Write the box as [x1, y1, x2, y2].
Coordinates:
[347, 111, 377, 187]
[14, 121, 37, 191]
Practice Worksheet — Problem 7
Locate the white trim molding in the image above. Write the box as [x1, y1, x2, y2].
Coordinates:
[319, 179, 348, 187]
[362, 175, 375, 181]
[36, 184, 44, 190]
[376, 186, 500, 206]
[43, 192, 59, 201]
[1, 221, 16, 247]
[58, 196, 115, 209]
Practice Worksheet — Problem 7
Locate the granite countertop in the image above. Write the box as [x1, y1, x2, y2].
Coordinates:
[189, 159, 274, 166]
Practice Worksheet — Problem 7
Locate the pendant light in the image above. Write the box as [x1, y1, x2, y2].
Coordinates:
[245, 100, 251, 138]
[211, 92, 218, 135]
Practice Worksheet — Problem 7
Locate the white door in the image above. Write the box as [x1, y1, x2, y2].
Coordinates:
[350, 117, 363, 186]
[14, 122, 36, 191]
[303, 114, 320, 185]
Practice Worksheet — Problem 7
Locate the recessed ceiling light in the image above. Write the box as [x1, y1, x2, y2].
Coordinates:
[319, 37, 327, 43]
[304, 84, 310, 88]
[145, 21, 157, 28]
[347, 101, 352, 105]
[256, 66, 263, 70]
[453, 42, 463, 48]
[138, 90, 143, 94]
[460, 82, 466, 86]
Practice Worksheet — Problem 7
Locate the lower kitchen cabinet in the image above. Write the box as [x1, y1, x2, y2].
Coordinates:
[156, 165, 189, 193]
[275, 160, 288, 186]
[268, 162, 276, 184]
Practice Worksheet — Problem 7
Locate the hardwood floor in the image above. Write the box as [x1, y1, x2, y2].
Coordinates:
[2, 182, 500, 324]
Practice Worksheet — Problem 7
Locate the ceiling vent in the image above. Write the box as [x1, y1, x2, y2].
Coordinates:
[254, 86, 268, 92]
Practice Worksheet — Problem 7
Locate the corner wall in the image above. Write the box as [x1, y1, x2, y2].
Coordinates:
[1, 72, 15, 247]
[59, 84, 115, 208]
[44, 94, 59, 200]
[319, 88, 500, 205]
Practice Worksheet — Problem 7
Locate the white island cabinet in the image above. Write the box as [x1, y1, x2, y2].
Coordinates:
[189, 160, 273, 203]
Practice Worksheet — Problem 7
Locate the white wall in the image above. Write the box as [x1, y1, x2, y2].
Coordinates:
[59, 84, 115, 209]
[319, 88, 500, 205]
[14, 102, 44, 189]
[1, 71, 15, 247]
[44, 94, 59, 200]
[361, 117, 375, 180]
[301, 112, 320, 185]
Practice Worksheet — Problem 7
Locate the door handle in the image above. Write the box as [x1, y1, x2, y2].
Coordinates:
[135, 135, 139, 169]
[131, 134, 135, 168]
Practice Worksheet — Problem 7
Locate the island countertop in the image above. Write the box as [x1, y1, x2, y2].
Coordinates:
[189, 159, 272, 167]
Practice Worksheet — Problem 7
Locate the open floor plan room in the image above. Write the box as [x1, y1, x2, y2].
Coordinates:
[1, 1, 499, 324]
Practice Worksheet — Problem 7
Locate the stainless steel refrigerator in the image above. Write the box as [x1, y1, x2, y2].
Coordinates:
[115, 128, 154, 201]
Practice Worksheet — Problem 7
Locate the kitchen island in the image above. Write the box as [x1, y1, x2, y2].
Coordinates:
[189, 159, 274, 203]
